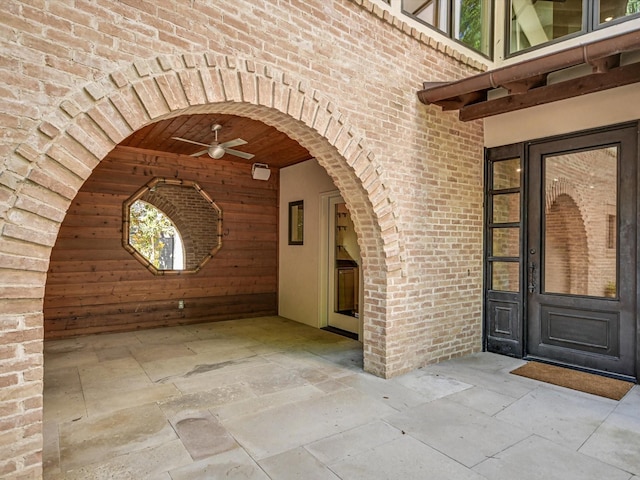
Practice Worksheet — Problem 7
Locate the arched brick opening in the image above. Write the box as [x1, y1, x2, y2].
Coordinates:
[545, 193, 589, 294]
[4, 54, 402, 378]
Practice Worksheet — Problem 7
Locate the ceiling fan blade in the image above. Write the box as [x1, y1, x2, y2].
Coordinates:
[219, 138, 247, 149]
[224, 148, 255, 160]
[171, 137, 211, 148]
[190, 149, 209, 157]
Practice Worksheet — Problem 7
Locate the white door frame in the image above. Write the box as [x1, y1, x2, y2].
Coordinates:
[318, 191, 362, 338]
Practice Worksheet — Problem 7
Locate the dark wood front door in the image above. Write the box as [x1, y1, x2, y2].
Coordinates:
[526, 125, 637, 379]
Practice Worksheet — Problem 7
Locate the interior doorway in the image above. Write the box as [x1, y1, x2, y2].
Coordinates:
[484, 123, 638, 381]
[321, 192, 361, 338]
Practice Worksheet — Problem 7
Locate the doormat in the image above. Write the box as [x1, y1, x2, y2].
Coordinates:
[511, 362, 634, 401]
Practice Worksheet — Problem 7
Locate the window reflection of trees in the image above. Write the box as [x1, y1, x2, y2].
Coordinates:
[128, 201, 184, 270]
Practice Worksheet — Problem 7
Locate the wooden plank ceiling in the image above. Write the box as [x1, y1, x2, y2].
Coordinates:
[119, 113, 313, 169]
[418, 30, 640, 121]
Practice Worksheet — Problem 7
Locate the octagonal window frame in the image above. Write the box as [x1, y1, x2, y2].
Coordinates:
[122, 178, 222, 275]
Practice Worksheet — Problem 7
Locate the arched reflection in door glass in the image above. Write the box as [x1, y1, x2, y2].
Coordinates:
[544, 147, 617, 297]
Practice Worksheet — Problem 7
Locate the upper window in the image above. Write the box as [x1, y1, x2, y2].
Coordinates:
[402, 0, 493, 56]
[509, 0, 640, 55]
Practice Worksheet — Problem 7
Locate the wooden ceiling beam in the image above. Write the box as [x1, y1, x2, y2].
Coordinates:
[589, 53, 621, 73]
[501, 73, 548, 94]
[438, 91, 487, 111]
[459, 61, 640, 122]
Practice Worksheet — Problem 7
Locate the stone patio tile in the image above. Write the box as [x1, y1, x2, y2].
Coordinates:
[84, 383, 180, 417]
[45, 338, 89, 354]
[339, 371, 427, 411]
[495, 385, 617, 449]
[474, 435, 632, 480]
[184, 335, 263, 354]
[158, 383, 256, 418]
[305, 420, 404, 464]
[135, 325, 198, 345]
[44, 390, 86, 424]
[42, 421, 60, 476]
[211, 384, 325, 422]
[169, 447, 270, 480]
[442, 351, 526, 373]
[43, 367, 86, 423]
[248, 343, 288, 355]
[141, 348, 261, 383]
[59, 403, 178, 471]
[329, 435, 486, 480]
[579, 411, 640, 475]
[314, 378, 351, 394]
[222, 388, 396, 460]
[304, 342, 364, 373]
[62, 439, 191, 480]
[262, 350, 349, 380]
[235, 362, 311, 396]
[44, 341, 99, 369]
[81, 331, 144, 349]
[95, 345, 132, 362]
[393, 371, 473, 401]
[446, 385, 518, 416]
[43, 321, 640, 480]
[168, 410, 238, 460]
[168, 357, 303, 395]
[129, 343, 196, 364]
[614, 386, 640, 420]
[77, 356, 153, 393]
[424, 362, 538, 399]
[44, 366, 82, 393]
[260, 447, 341, 480]
[386, 398, 529, 467]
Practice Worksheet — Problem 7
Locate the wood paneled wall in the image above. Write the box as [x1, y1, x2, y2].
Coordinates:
[44, 146, 279, 339]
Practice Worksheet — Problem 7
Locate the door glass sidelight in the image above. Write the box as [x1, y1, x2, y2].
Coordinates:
[493, 193, 520, 223]
[493, 158, 521, 189]
[490, 261, 520, 292]
[543, 147, 618, 297]
[484, 151, 524, 357]
[488, 157, 522, 290]
[492, 227, 520, 257]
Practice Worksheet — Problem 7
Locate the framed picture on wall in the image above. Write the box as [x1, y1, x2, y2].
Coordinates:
[288, 200, 304, 245]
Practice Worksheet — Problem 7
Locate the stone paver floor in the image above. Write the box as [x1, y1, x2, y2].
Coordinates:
[43, 316, 640, 479]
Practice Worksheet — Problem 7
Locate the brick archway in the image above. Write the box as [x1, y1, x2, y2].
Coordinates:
[4, 54, 402, 377]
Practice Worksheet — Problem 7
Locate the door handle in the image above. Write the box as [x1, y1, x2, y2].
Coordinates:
[528, 262, 537, 293]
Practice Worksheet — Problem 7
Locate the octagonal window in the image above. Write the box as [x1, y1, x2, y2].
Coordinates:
[122, 178, 222, 274]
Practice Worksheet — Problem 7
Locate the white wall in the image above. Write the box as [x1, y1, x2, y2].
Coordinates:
[484, 83, 640, 147]
[279, 159, 337, 327]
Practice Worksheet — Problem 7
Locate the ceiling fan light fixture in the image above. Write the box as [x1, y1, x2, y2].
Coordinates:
[208, 145, 225, 159]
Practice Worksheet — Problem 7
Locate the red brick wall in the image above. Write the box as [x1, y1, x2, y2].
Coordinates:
[0, 1, 484, 476]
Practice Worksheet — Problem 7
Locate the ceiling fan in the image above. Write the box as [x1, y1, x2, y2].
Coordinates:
[171, 124, 255, 160]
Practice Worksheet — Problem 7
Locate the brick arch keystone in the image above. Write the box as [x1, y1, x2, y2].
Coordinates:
[5, 54, 404, 377]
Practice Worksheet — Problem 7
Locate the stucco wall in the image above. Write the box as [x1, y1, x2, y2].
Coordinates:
[484, 83, 640, 147]
[279, 159, 338, 328]
[0, 1, 484, 476]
